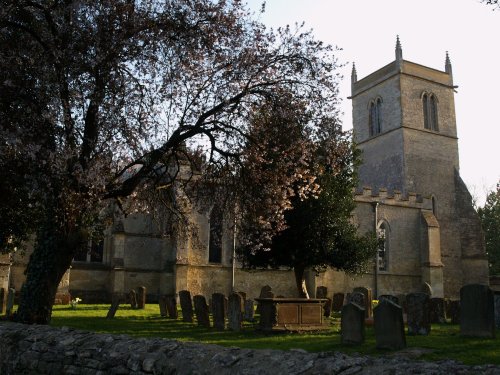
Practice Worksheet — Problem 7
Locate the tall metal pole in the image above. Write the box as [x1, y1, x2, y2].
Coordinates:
[373, 201, 379, 299]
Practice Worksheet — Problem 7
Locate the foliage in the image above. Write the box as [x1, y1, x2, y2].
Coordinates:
[49, 304, 500, 366]
[478, 183, 500, 275]
[236, 100, 377, 297]
[483, 0, 500, 9]
[0, 0, 341, 323]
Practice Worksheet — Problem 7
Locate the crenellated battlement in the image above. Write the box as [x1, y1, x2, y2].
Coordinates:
[354, 186, 433, 210]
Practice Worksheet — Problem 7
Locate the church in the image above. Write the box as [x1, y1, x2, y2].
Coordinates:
[7, 39, 489, 303]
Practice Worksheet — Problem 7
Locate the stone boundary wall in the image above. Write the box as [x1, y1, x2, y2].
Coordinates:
[0, 322, 499, 374]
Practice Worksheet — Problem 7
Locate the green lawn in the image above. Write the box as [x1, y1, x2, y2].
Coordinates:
[49, 304, 500, 366]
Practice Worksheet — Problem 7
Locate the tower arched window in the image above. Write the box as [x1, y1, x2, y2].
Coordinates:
[377, 221, 389, 271]
[423, 92, 439, 131]
[209, 205, 223, 263]
[369, 98, 382, 136]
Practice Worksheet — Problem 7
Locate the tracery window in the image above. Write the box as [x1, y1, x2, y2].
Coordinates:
[423, 93, 439, 131]
[377, 221, 389, 271]
[369, 97, 382, 136]
[208, 206, 223, 263]
[73, 239, 104, 263]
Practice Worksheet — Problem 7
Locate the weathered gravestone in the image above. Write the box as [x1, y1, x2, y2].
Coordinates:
[429, 297, 446, 323]
[0, 288, 6, 315]
[348, 292, 366, 315]
[395, 294, 408, 313]
[353, 287, 372, 318]
[244, 299, 255, 322]
[159, 295, 167, 317]
[179, 290, 194, 323]
[128, 289, 138, 309]
[6, 288, 15, 317]
[495, 293, 500, 329]
[165, 295, 178, 319]
[448, 300, 460, 325]
[256, 285, 274, 314]
[421, 282, 433, 296]
[106, 293, 124, 319]
[379, 295, 399, 305]
[212, 293, 227, 331]
[137, 286, 146, 309]
[193, 295, 210, 327]
[460, 284, 495, 338]
[406, 293, 430, 335]
[341, 303, 365, 345]
[228, 293, 243, 331]
[315, 286, 331, 317]
[332, 293, 345, 312]
[374, 299, 406, 350]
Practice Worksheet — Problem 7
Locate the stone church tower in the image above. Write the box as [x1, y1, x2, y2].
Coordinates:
[350, 37, 488, 297]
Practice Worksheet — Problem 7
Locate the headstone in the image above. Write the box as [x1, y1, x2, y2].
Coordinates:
[323, 298, 332, 317]
[316, 286, 328, 299]
[228, 293, 243, 331]
[106, 293, 124, 319]
[396, 294, 408, 313]
[348, 292, 366, 314]
[332, 293, 345, 312]
[212, 293, 227, 331]
[128, 289, 138, 309]
[0, 288, 6, 315]
[406, 293, 430, 335]
[6, 288, 15, 317]
[421, 282, 433, 296]
[256, 285, 274, 314]
[379, 295, 399, 305]
[244, 299, 255, 322]
[353, 287, 372, 318]
[460, 284, 495, 338]
[429, 297, 446, 323]
[137, 286, 146, 309]
[165, 295, 178, 319]
[495, 293, 500, 329]
[179, 290, 194, 323]
[374, 299, 406, 350]
[193, 295, 210, 327]
[159, 295, 167, 317]
[341, 303, 365, 345]
[448, 300, 460, 324]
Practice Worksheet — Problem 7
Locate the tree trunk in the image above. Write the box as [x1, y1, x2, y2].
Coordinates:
[294, 265, 310, 299]
[14, 224, 82, 324]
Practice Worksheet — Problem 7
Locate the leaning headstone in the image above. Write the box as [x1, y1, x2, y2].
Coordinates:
[6, 288, 15, 317]
[429, 297, 446, 323]
[448, 300, 460, 324]
[159, 295, 167, 317]
[179, 290, 194, 323]
[460, 284, 495, 338]
[374, 299, 406, 350]
[379, 295, 399, 305]
[129, 289, 138, 309]
[316, 286, 328, 299]
[228, 293, 243, 331]
[495, 293, 500, 329]
[212, 293, 227, 331]
[193, 295, 210, 327]
[106, 293, 124, 319]
[137, 286, 146, 309]
[332, 293, 345, 312]
[406, 293, 430, 335]
[421, 282, 433, 296]
[353, 287, 372, 318]
[244, 299, 255, 322]
[348, 292, 366, 313]
[165, 295, 178, 319]
[341, 303, 365, 345]
[0, 288, 6, 315]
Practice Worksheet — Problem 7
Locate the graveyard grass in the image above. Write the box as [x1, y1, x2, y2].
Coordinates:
[49, 304, 500, 366]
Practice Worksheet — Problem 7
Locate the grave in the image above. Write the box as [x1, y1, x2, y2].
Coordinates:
[460, 284, 495, 338]
[106, 293, 124, 319]
[429, 297, 446, 323]
[374, 299, 406, 350]
[137, 286, 146, 309]
[341, 302, 365, 345]
[228, 293, 243, 331]
[159, 295, 167, 317]
[0, 288, 5, 315]
[244, 299, 255, 322]
[353, 287, 372, 318]
[406, 293, 430, 335]
[212, 293, 227, 331]
[332, 293, 345, 312]
[447, 300, 460, 324]
[379, 295, 399, 305]
[6, 288, 15, 317]
[165, 295, 178, 319]
[193, 295, 210, 327]
[179, 290, 194, 323]
[128, 289, 138, 309]
[495, 293, 500, 329]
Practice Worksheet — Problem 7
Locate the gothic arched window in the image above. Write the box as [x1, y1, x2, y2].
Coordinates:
[209, 206, 223, 263]
[423, 92, 439, 131]
[369, 98, 382, 136]
[377, 221, 389, 271]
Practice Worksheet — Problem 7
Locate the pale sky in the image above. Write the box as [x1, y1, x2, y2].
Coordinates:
[246, 0, 500, 205]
